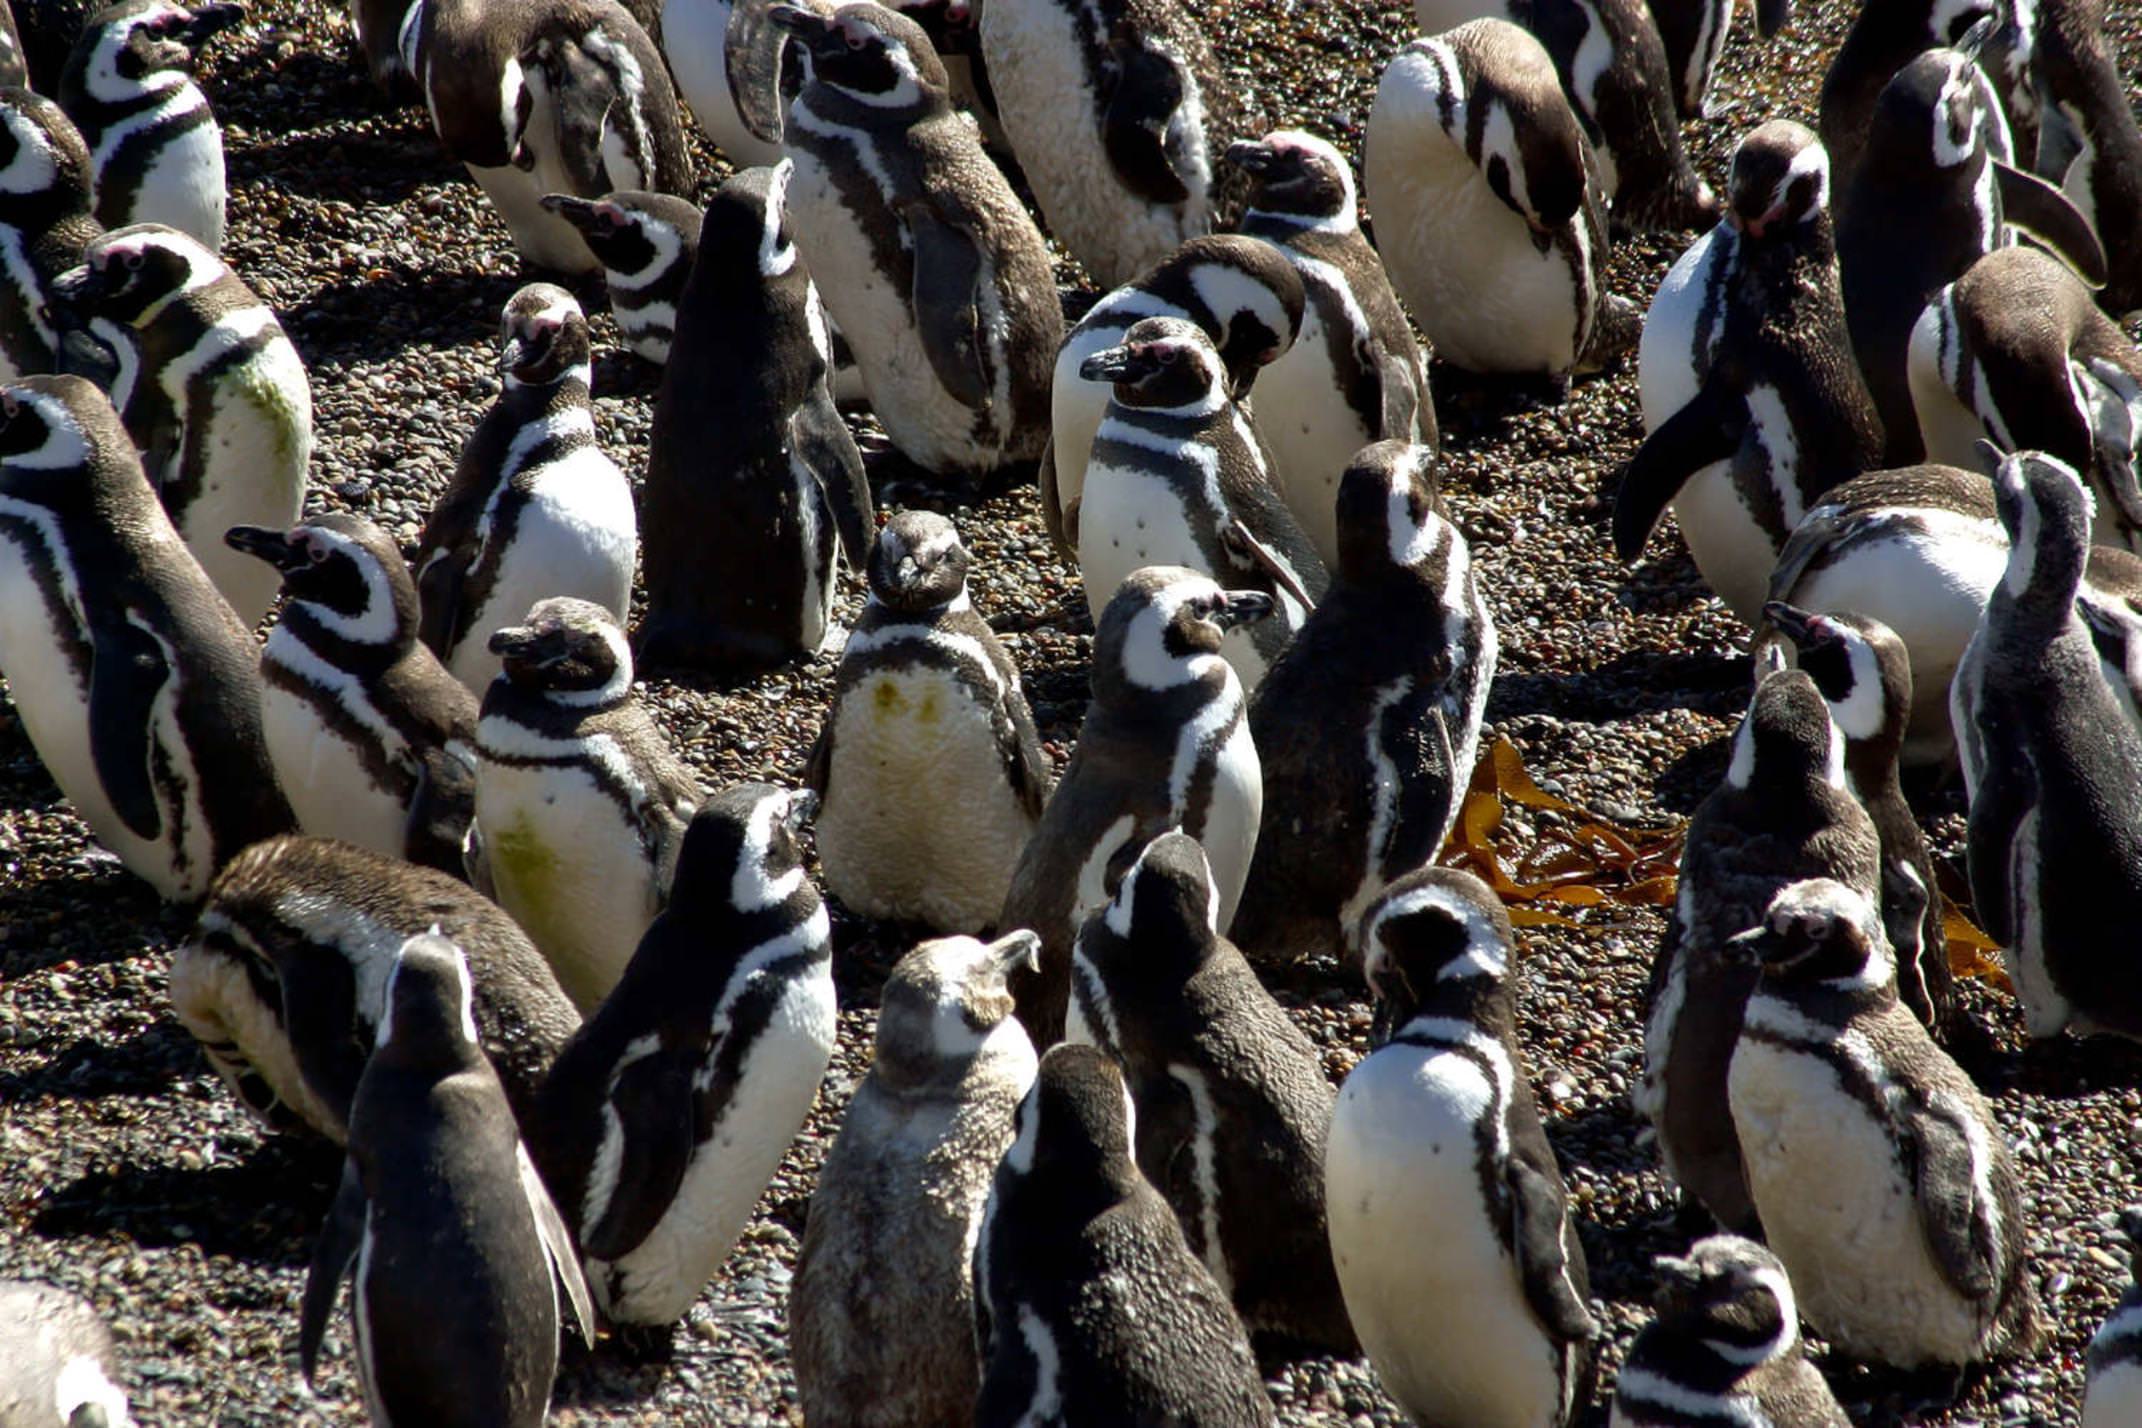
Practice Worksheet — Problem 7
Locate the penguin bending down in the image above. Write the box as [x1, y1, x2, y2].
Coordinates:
[539, 190, 703, 365]
[0, 1281, 133, 1428]
[0, 90, 102, 383]
[2034, 0, 2142, 318]
[2084, 1208, 2142, 1428]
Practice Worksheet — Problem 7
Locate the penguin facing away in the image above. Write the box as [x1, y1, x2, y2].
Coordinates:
[2034, 0, 2142, 318]
[2084, 1207, 2142, 1428]
[0, 1281, 133, 1428]
[538, 189, 704, 365]
[0, 90, 103, 383]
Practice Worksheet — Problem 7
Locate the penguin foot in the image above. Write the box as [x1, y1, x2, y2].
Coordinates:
[1430, 364, 1572, 433]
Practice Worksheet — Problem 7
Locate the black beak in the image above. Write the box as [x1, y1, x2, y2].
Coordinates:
[539, 194, 602, 232]
[1761, 600, 1819, 648]
[1078, 345, 1144, 383]
[183, 1, 246, 42]
[224, 524, 305, 572]
[1723, 923, 1774, 969]
[1651, 1254, 1706, 1313]
[1210, 591, 1275, 631]
[767, 3, 837, 47]
[987, 929, 1042, 975]
[1224, 139, 1278, 176]
[783, 788, 821, 833]
[46, 263, 106, 312]
[488, 623, 563, 666]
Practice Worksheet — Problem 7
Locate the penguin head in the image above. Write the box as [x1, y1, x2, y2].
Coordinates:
[1415, 22, 1589, 235]
[878, 930, 1039, 1083]
[1357, 867, 1514, 1042]
[768, 2, 949, 109]
[1762, 604, 1909, 752]
[538, 191, 696, 282]
[1334, 440, 1448, 588]
[0, 89, 94, 210]
[1722, 669, 1846, 796]
[1227, 130, 1358, 229]
[1875, 48, 1997, 173]
[1092, 567, 1270, 700]
[867, 510, 968, 612]
[1727, 121, 1829, 239]
[1992, 449, 2094, 608]
[1160, 235, 1306, 400]
[51, 225, 220, 331]
[497, 284, 592, 388]
[1001, 1043, 1141, 1196]
[1649, 1235, 1800, 1365]
[1923, 0, 2003, 50]
[1085, 830, 1221, 976]
[1078, 316, 1228, 416]
[72, 0, 242, 97]
[697, 161, 805, 286]
[666, 783, 816, 921]
[487, 597, 633, 703]
[0, 376, 128, 495]
[225, 514, 419, 646]
[374, 931, 484, 1068]
[1727, 878, 1892, 991]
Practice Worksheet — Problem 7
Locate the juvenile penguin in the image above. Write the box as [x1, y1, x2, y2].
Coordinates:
[0, 374, 291, 901]
[226, 514, 479, 876]
[2034, 0, 2142, 317]
[0, 91, 102, 383]
[50, 222, 312, 629]
[808, 511, 1050, 932]
[1232, 441, 1496, 965]
[300, 934, 595, 1428]
[1608, 1236, 1849, 1428]
[58, 0, 239, 250]
[1229, 130, 1436, 566]
[1727, 878, 2040, 1369]
[637, 161, 872, 672]
[973, 1043, 1275, 1428]
[414, 284, 636, 695]
[1618, 120, 1884, 625]
[0, 1281, 132, 1428]
[532, 786, 835, 1344]
[789, 930, 1042, 1428]
[1067, 831, 1353, 1353]
[171, 833, 580, 1141]
[467, 598, 701, 1012]
[538, 189, 703, 365]
[2084, 1208, 2142, 1428]
[1076, 315, 1328, 692]
[1327, 866, 1597, 1428]
[999, 567, 1269, 1043]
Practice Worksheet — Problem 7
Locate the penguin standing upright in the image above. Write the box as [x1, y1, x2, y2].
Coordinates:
[538, 190, 703, 365]
[0, 1281, 132, 1428]
[301, 934, 595, 1428]
[2035, 0, 2142, 317]
[1648, 0, 1789, 119]
[2085, 1208, 2142, 1428]
[1327, 867, 1597, 1428]
[1818, 0, 2008, 202]
[790, 930, 1042, 1428]
[638, 161, 872, 671]
[0, 91, 102, 382]
[0, 375, 291, 901]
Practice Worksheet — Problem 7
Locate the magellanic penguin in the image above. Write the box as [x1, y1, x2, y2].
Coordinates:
[532, 785, 835, 1344]
[671, 0, 794, 169]
[1818, 0, 2017, 204]
[1952, 451, 2142, 1043]
[1075, 314, 1329, 693]
[1232, 441, 1496, 966]
[1228, 130, 1436, 568]
[1619, 119, 1884, 626]
[998, 566, 1270, 1044]
[0, 1281, 133, 1428]
[300, 934, 596, 1428]
[789, 929, 1042, 1428]
[1727, 877, 2041, 1370]
[751, 1, 1062, 478]
[1635, 668, 1881, 1235]
[346, 0, 421, 96]
[1328, 866, 1598, 1428]
[58, 0, 239, 251]
[414, 284, 637, 695]
[538, 189, 702, 365]
[170, 833, 580, 1141]
[467, 597, 702, 1013]
[637, 161, 872, 673]
[1608, 1235, 1849, 1428]
[2084, 1207, 2142, 1428]
[807, 510, 1050, 933]
[1042, 234, 1305, 559]
[0, 2, 25, 87]
[0, 374, 291, 901]
[1366, 20, 1625, 387]
[1910, 245, 2142, 552]
[1649, 0, 1790, 120]
[973, 1043, 1275, 1428]
[225, 514, 479, 877]
[49, 222, 312, 630]
[2034, 0, 2142, 318]
[0, 90, 102, 383]
[1067, 831, 1355, 1354]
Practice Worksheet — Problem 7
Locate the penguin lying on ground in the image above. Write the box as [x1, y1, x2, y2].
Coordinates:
[0, 91, 102, 383]
[539, 190, 703, 366]
[0, 1280, 133, 1428]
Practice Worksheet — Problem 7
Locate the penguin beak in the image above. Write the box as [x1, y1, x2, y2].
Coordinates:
[1722, 922, 1779, 970]
[782, 788, 820, 833]
[224, 524, 305, 573]
[47, 263, 105, 311]
[1224, 140, 1278, 177]
[1209, 591, 1275, 631]
[986, 929, 1042, 976]
[1077, 345, 1143, 383]
[181, 1, 245, 42]
[766, 3, 837, 47]
[1760, 600, 1820, 648]
[539, 194, 607, 234]
[1651, 1254, 1706, 1313]
[488, 623, 565, 669]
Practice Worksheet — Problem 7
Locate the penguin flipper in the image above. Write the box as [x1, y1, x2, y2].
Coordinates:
[1099, 24, 1193, 206]
[1902, 1100, 2002, 1301]
[299, 1160, 366, 1385]
[462, 815, 495, 898]
[1962, 709, 2035, 947]
[89, 609, 172, 841]
[1375, 698, 1459, 883]
[789, 392, 874, 571]
[1995, 160, 2109, 290]
[2033, 92, 2085, 187]
[578, 1040, 697, 1261]
[415, 545, 472, 660]
[1138, 1068, 1209, 1256]
[1505, 1145, 1597, 1344]
[403, 745, 478, 878]
[1371, 340, 1424, 445]
[1038, 441, 1078, 556]
[1612, 382, 1747, 562]
[904, 204, 992, 410]
[993, 664, 1052, 823]
[517, 1142, 596, 1343]
[725, 0, 799, 146]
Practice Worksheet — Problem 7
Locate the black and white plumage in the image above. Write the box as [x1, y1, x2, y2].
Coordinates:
[1328, 867, 1597, 1428]
[2084, 1207, 2142, 1428]
[1648, 0, 1789, 120]
[0, 90, 102, 383]
[1818, 0, 2011, 203]
[538, 189, 702, 364]
[1233, 441, 1496, 965]
[414, 284, 636, 694]
[973, 1042, 1274, 1428]
[2034, 0, 2142, 318]
[0, 1281, 133, 1428]
[300, 933, 595, 1428]
[0, 1, 24, 86]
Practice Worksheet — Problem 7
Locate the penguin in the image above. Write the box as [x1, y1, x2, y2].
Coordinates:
[48, 223, 312, 630]
[999, 566, 1270, 1044]
[224, 514, 479, 877]
[346, 0, 420, 95]
[1608, 1236, 1849, 1428]
[2034, 0, 2142, 317]
[1076, 315, 1329, 693]
[1909, 246, 2142, 552]
[58, 0, 239, 251]
[1366, 20, 1627, 388]
[1818, 0, 2011, 203]
[1951, 450, 2142, 1043]
[0, 1281, 132, 1428]
[637, 161, 873, 672]
[1618, 119, 1885, 627]
[2084, 1207, 2142, 1428]
[537, 190, 702, 365]
[530, 785, 835, 1344]
[752, 1, 1061, 478]
[972, 1042, 1275, 1428]
[807, 511, 1050, 932]
[1231, 441, 1497, 966]
[467, 598, 699, 1013]
[1042, 234, 1305, 558]
[1727, 877, 2041, 1370]
[1227, 130, 1437, 567]
[1327, 866, 1597, 1428]
[1648, 0, 1790, 120]
[1635, 668, 1882, 1235]
[0, 374, 291, 901]
[670, 0, 791, 169]
[1066, 830, 1354, 1354]
[300, 934, 596, 1428]
[789, 929, 1042, 1428]
[170, 833, 581, 1141]
[414, 284, 637, 695]
[0, 2, 24, 87]
[0, 90, 102, 383]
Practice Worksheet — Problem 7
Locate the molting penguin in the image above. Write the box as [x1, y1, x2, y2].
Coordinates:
[0, 374, 291, 900]
[789, 930, 1042, 1428]
[973, 1043, 1274, 1427]
[0, 1281, 133, 1428]
[808, 511, 1050, 932]
[1327, 867, 1597, 1428]
[300, 934, 595, 1428]
[2084, 1207, 2142, 1428]
[0, 90, 102, 383]
[998, 566, 1269, 1044]
[1232, 441, 1496, 965]
[539, 189, 702, 365]
[2034, 0, 2142, 317]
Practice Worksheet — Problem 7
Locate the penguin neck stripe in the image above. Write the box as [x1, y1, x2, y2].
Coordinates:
[843, 621, 1004, 694]
[760, 161, 798, 277]
[87, 29, 191, 106]
[734, 796, 807, 912]
[1612, 1366, 1766, 1425]
[0, 125, 57, 194]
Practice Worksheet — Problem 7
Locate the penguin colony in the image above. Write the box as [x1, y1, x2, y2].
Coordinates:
[6, 0, 2142, 1423]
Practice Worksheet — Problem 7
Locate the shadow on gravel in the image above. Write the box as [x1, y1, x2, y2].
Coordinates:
[281, 268, 526, 356]
[234, 130, 459, 205]
[32, 1133, 340, 1265]
[1490, 647, 1751, 726]
[0, 1022, 198, 1102]
[1653, 733, 1733, 815]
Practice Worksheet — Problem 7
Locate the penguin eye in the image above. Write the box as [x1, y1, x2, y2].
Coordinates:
[843, 27, 866, 49]
[1157, 346, 1181, 367]
[122, 250, 145, 272]
[304, 540, 328, 565]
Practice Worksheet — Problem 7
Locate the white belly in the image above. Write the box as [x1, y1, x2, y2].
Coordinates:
[1639, 225, 1725, 429]
[2085, 1361, 2142, 1428]
[1202, 716, 1260, 931]
[663, 0, 785, 167]
[172, 344, 313, 630]
[1255, 305, 1373, 569]
[466, 161, 601, 276]
[1907, 305, 1992, 472]
[1048, 324, 1121, 544]
[131, 115, 226, 251]
[260, 679, 411, 859]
